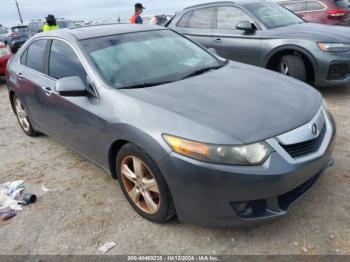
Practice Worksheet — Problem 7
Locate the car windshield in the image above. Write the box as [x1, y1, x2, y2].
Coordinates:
[81, 30, 221, 89]
[57, 21, 75, 28]
[245, 2, 304, 29]
[12, 26, 27, 33]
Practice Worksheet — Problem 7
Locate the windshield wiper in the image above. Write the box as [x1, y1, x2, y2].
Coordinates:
[119, 81, 173, 89]
[181, 65, 224, 80]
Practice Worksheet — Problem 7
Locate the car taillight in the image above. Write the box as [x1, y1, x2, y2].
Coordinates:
[10, 33, 19, 38]
[327, 9, 348, 17]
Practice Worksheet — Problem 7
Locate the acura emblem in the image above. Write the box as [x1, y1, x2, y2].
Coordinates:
[312, 124, 318, 136]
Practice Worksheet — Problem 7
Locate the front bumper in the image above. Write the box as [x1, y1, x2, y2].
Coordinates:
[315, 50, 350, 87]
[158, 112, 336, 228]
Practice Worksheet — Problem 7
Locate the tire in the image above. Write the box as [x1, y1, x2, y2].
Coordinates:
[279, 55, 307, 82]
[13, 94, 40, 137]
[116, 143, 175, 223]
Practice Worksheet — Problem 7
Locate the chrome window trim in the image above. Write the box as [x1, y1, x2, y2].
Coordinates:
[283, 0, 328, 14]
[19, 36, 100, 100]
[266, 106, 333, 164]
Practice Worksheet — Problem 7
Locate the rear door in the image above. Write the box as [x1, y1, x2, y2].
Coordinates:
[15, 39, 50, 127]
[212, 5, 263, 66]
[172, 7, 216, 48]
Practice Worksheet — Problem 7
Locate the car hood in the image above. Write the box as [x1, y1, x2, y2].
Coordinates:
[265, 23, 350, 42]
[121, 62, 322, 144]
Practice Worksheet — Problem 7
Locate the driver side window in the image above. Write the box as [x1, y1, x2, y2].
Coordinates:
[49, 40, 87, 85]
[216, 6, 253, 29]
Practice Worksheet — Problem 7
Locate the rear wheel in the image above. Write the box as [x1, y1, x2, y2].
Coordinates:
[279, 55, 307, 82]
[13, 94, 40, 137]
[116, 143, 175, 223]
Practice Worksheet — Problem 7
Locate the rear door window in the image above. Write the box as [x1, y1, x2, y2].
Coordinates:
[280, 1, 307, 12]
[216, 6, 253, 29]
[306, 1, 327, 11]
[26, 39, 47, 73]
[48, 40, 87, 83]
[177, 7, 215, 28]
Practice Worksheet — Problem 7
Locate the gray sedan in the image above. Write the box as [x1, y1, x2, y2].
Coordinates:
[6, 25, 335, 227]
[167, 1, 350, 88]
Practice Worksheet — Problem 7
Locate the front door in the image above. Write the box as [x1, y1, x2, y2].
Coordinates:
[39, 39, 103, 161]
[212, 6, 263, 66]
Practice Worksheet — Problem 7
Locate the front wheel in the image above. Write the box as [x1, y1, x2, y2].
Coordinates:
[279, 55, 307, 82]
[116, 143, 175, 223]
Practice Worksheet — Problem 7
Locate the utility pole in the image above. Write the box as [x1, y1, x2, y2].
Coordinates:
[14, 0, 23, 25]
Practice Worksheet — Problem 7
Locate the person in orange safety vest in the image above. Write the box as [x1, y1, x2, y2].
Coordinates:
[131, 3, 145, 24]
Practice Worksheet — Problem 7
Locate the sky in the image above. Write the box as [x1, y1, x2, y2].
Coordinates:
[0, 0, 216, 27]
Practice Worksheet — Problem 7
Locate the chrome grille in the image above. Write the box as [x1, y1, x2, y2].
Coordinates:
[280, 123, 327, 158]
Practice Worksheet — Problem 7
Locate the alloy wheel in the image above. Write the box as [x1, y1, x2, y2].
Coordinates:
[14, 97, 30, 132]
[280, 61, 289, 75]
[120, 156, 161, 214]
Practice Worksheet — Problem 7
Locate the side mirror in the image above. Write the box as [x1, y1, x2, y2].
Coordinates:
[236, 20, 255, 33]
[55, 76, 87, 97]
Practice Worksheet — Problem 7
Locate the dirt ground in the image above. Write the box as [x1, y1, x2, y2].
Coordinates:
[0, 78, 349, 255]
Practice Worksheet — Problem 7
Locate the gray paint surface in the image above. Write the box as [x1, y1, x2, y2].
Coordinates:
[6, 24, 335, 227]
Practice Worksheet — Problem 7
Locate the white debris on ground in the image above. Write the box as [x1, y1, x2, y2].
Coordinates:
[0, 180, 25, 211]
[98, 242, 116, 254]
[40, 184, 49, 193]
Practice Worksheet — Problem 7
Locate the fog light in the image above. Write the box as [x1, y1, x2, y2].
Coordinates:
[232, 202, 250, 215]
[328, 63, 348, 80]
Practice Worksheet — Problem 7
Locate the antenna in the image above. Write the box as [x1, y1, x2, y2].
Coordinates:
[14, 0, 24, 25]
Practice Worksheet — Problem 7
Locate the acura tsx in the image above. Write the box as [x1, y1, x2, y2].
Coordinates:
[6, 25, 336, 227]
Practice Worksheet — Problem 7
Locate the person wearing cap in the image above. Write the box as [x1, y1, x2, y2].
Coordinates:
[43, 14, 60, 32]
[131, 3, 145, 24]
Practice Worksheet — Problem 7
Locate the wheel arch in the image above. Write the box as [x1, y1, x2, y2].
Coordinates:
[9, 90, 16, 113]
[108, 139, 130, 179]
[263, 45, 319, 85]
[106, 125, 171, 179]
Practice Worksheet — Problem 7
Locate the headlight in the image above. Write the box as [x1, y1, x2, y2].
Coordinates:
[318, 43, 350, 52]
[163, 134, 272, 166]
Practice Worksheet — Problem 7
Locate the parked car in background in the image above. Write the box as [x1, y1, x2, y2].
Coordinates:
[333, 0, 350, 9]
[277, 0, 350, 25]
[167, 1, 350, 88]
[6, 25, 335, 227]
[0, 25, 28, 53]
[27, 19, 75, 37]
[150, 15, 174, 26]
[0, 42, 12, 76]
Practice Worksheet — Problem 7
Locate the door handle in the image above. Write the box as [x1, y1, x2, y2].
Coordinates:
[214, 38, 223, 44]
[43, 87, 53, 96]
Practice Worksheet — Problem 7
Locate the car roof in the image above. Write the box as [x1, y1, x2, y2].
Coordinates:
[29, 19, 72, 24]
[40, 24, 166, 40]
[184, 0, 273, 9]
